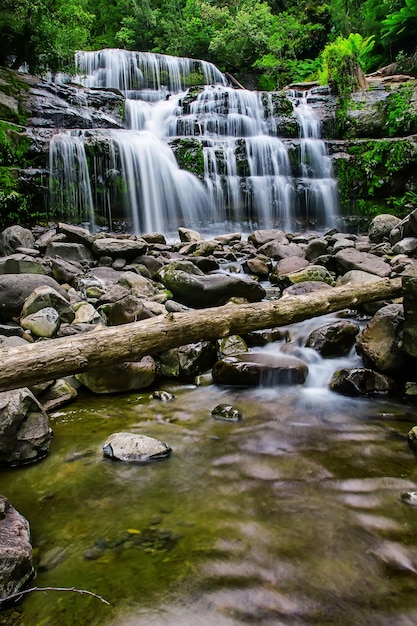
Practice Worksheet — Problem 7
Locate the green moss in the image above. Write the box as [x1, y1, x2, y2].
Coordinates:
[171, 138, 205, 179]
[384, 84, 417, 137]
[0, 121, 30, 166]
[334, 138, 417, 219]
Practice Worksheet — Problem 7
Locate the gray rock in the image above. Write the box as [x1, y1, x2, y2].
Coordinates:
[212, 352, 308, 386]
[258, 240, 305, 260]
[334, 247, 391, 277]
[282, 281, 332, 296]
[72, 302, 102, 324]
[157, 261, 265, 307]
[305, 237, 328, 260]
[274, 256, 309, 275]
[118, 271, 159, 298]
[50, 257, 83, 283]
[329, 367, 398, 396]
[392, 237, 417, 255]
[306, 321, 360, 357]
[108, 295, 157, 325]
[45, 242, 94, 263]
[157, 341, 217, 381]
[0, 254, 48, 275]
[369, 214, 401, 243]
[0, 496, 34, 599]
[20, 306, 61, 338]
[178, 227, 204, 243]
[56, 222, 94, 246]
[0, 225, 35, 256]
[21, 285, 75, 323]
[271, 264, 334, 288]
[0, 388, 52, 465]
[217, 335, 248, 358]
[37, 379, 78, 412]
[103, 432, 171, 463]
[76, 356, 157, 394]
[92, 237, 148, 260]
[356, 303, 405, 375]
[248, 229, 288, 247]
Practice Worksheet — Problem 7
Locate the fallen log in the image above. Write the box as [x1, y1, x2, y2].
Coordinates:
[0, 278, 402, 391]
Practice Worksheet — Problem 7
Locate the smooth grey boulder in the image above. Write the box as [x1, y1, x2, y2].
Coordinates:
[50, 257, 84, 284]
[56, 222, 94, 246]
[356, 303, 406, 375]
[248, 229, 287, 247]
[0, 496, 34, 600]
[305, 237, 328, 260]
[157, 261, 265, 307]
[212, 352, 308, 386]
[21, 285, 75, 323]
[92, 237, 148, 261]
[157, 341, 217, 382]
[45, 242, 94, 264]
[368, 214, 401, 243]
[72, 302, 102, 325]
[0, 274, 69, 323]
[392, 237, 417, 256]
[76, 356, 157, 394]
[258, 240, 305, 260]
[178, 227, 204, 243]
[271, 264, 334, 288]
[334, 248, 391, 277]
[274, 256, 309, 275]
[0, 225, 35, 256]
[0, 388, 52, 465]
[103, 432, 171, 463]
[329, 367, 398, 396]
[118, 271, 160, 298]
[282, 281, 331, 296]
[306, 320, 360, 357]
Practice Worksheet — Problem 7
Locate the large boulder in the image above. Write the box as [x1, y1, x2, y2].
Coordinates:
[21, 285, 75, 323]
[212, 352, 308, 386]
[355, 304, 406, 375]
[0, 274, 69, 323]
[76, 356, 157, 394]
[0, 225, 35, 256]
[334, 248, 391, 277]
[329, 367, 398, 396]
[0, 496, 34, 600]
[305, 320, 360, 357]
[157, 261, 265, 307]
[91, 237, 148, 261]
[368, 214, 402, 243]
[157, 341, 217, 381]
[0, 388, 52, 465]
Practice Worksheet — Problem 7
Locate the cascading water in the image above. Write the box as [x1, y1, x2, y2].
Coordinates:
[49, 49, 339, 234]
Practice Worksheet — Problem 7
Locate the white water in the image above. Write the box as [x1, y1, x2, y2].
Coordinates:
[49, 49, 339, 234]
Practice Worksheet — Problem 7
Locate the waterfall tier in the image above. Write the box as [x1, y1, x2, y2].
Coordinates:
[50, 49, 339, 234]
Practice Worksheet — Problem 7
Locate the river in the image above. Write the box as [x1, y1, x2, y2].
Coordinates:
[2, 312, 417, 625]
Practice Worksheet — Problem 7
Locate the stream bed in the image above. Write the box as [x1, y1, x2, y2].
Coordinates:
[2, 313, 417, 626]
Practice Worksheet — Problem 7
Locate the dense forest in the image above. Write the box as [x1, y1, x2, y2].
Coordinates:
[1, 0, 416, 89]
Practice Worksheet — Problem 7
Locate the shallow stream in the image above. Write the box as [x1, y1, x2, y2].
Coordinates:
[2, 313, 417, 625]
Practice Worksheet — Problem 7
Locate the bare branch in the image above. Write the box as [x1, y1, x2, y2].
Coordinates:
[0, 586, 110, 606]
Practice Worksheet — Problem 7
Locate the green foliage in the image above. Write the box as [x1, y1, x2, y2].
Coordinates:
[382, 0, 417, 55]
[384, 85, 417, 136]
[319, 33, 375, 98]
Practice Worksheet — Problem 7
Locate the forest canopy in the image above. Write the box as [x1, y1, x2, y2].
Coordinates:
[1, 0, 416, 88]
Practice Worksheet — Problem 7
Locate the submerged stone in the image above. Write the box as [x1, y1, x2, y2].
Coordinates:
[103, 432, 171, 463]
[211, 404, 243, 422]
[329, 367, 398, 397]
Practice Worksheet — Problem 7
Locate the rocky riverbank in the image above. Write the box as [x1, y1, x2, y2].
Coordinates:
[1, 212, 417, 600]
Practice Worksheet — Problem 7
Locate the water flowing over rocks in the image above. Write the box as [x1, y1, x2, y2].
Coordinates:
[212, 353, 309, 386]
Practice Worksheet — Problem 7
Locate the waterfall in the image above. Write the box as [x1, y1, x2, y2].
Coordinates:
[49, 49, 339, 234]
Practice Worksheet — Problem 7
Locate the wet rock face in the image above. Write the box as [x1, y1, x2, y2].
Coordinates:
[76, 356, 157, 394]
[329, 367, 398, 396]
[355, 303, 406, 375]
[306, 320, 360, 357]
[212, 352, 308, 386]
[103, 432, 171, 463]
[0, 496, 34, 600]
[0, 274, 69, 323]
[0, 388, 52, 466]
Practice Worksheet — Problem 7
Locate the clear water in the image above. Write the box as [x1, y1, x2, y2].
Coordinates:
[2, 313, 417, 625]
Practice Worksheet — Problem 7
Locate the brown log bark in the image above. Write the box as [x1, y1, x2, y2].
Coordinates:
[0, 278, 402, 391]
